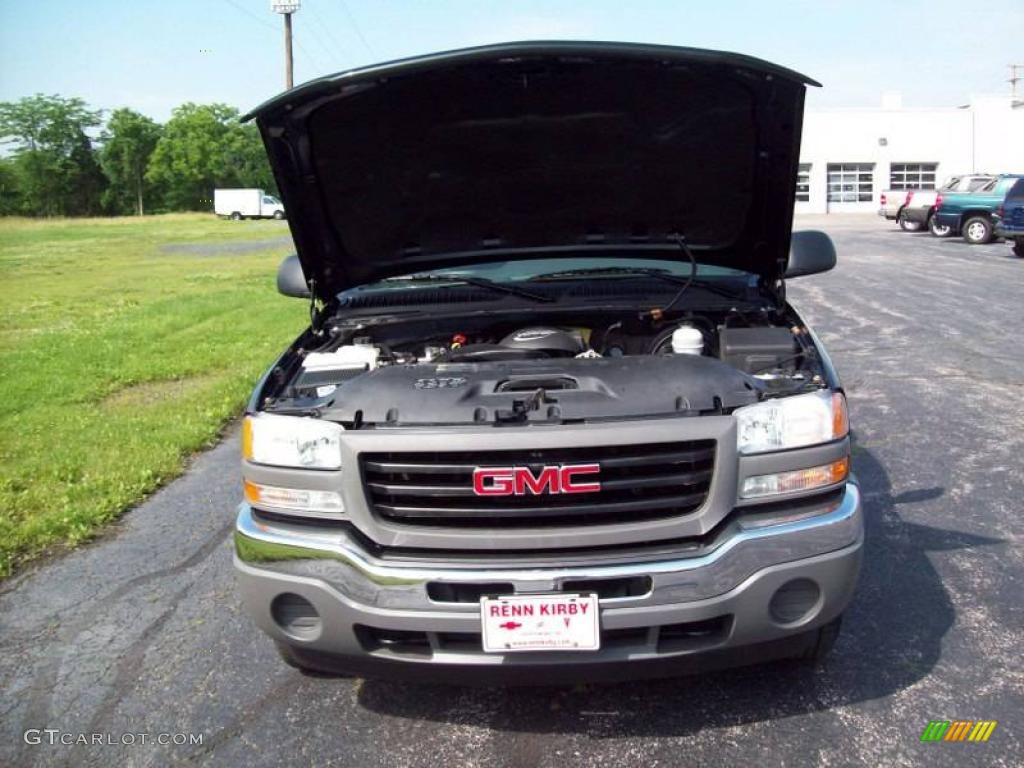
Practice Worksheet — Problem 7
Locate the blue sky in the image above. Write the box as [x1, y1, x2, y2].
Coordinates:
[1, 0, 1022, 120]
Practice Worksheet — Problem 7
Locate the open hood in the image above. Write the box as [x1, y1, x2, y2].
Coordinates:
[244, 42, 817, 301]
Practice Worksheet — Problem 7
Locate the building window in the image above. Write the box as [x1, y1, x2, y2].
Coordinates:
[890, 162, 938, 191]
[796, 163, 811, 202]
[827, 163, 874, 203]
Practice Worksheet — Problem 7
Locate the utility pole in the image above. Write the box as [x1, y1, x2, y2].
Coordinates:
[271, 1, 301, 90]
[284, 12, 293, 89]
[1010, 64, 1023, 102]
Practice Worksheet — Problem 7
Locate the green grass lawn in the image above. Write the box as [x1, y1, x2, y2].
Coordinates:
[0, 213, 307, 577]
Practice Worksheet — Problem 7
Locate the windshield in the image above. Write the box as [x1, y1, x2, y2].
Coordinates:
[352, 257, 752, 291]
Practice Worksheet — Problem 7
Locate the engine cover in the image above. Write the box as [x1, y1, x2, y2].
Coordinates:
[319, 354, 761, 425]
[499, 327, 586, 355]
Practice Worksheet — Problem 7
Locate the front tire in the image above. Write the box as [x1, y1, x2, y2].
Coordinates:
[1014, 239, 1024, 258]
[273, 211, 285, 220]
[898, 211, 922, 232]
[962, 216, 993, 245]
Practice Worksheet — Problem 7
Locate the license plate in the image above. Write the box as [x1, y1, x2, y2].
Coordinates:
[480, 593, 599, 653]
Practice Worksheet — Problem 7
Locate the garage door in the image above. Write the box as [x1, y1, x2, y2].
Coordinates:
[827, 163, 874, 211]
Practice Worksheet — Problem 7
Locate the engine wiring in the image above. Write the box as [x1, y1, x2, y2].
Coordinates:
[642, 234, 698, 320]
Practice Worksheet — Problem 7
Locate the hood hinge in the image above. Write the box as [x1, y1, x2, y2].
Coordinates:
[761, 275, 786, 307]
[309, 278, 327, 335]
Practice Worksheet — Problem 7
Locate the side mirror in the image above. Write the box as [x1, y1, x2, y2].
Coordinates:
[786, 230, 836, 278]
[276, 253, 311, 298]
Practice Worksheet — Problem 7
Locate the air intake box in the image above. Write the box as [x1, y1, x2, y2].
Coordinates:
[718, 326, 798, 374]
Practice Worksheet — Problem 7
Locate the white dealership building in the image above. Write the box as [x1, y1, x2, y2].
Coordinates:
[796, 93, 1024, 214]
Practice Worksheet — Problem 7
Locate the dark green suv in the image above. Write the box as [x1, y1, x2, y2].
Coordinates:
[932, 174, 1024, 244]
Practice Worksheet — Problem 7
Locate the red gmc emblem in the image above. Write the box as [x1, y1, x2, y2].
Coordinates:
[472, 464, 601, 496]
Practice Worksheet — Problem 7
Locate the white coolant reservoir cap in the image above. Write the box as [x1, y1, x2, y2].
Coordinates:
[671, 326, 704, 355]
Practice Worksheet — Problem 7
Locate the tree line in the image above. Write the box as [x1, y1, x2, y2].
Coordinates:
[0, 94, 276, 217]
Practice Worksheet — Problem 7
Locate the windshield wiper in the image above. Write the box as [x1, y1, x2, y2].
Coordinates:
[384, 273, 554, 303]
[529, 266, 745, 301]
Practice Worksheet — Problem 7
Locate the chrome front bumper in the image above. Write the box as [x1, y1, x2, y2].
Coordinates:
[234, 484, 863, 674]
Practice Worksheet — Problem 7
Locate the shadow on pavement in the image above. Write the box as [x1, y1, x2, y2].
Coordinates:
[356, 445, 1003, 737]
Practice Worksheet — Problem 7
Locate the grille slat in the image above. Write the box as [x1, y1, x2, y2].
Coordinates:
[362, 446, 715, 476]
[360, 440, 715, 528]
[374, 491, 708, 519]
[354, 615, 733, 658]
[366, 468, 712, 498]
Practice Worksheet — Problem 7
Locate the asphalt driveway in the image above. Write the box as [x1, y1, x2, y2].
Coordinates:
[2, 215, 1022, 767]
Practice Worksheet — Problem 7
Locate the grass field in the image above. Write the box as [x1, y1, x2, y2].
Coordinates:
[0, 214, 306, 577]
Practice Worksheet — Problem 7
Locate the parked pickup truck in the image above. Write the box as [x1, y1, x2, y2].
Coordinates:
[234, 42, 862, 684]
[933, 174, 1024, 244]
[993, 177, 1024, 257]
[897, 175, 995, 236]
[877, 191, 904, 223]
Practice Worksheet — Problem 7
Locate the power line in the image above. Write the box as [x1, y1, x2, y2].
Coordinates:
[336, 0, 375, 58]
[303, 0, 349, 70]
[294, 37, 328, 76]
[221, 0, 327, 79]
[220, 0, 278, 32]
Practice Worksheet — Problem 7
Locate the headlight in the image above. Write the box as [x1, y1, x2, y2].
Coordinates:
[735, 390, 848, 455]
[242, 413, 343, 470]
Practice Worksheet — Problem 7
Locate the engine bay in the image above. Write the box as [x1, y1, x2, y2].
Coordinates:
[261, 309, 827, 427]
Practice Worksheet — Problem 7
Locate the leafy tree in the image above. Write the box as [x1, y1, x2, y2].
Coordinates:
[0, 158, 23, 215]
[66, 132, 108, 216]
[146, 103, 275, 211]
[100, 108, 162, 215]
[225, 123, 278, 193]
[0, 94, 105, 216]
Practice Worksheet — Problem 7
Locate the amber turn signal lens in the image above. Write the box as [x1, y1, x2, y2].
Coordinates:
[241, 416, 254, 461]
[832, 393, 849, 439]
[243, 479, 344, 514]
[740, 457, 850, 499]
[243, 478, 260, 504]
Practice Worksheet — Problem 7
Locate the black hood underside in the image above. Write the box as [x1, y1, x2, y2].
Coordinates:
[246, 42, 816, 300]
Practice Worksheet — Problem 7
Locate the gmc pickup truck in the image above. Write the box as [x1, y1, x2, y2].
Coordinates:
[234, 42, 863, 683]
[933, 174, 1024, 244]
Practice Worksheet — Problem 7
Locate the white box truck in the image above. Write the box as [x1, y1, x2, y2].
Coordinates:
[214, 189, 285, 220]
